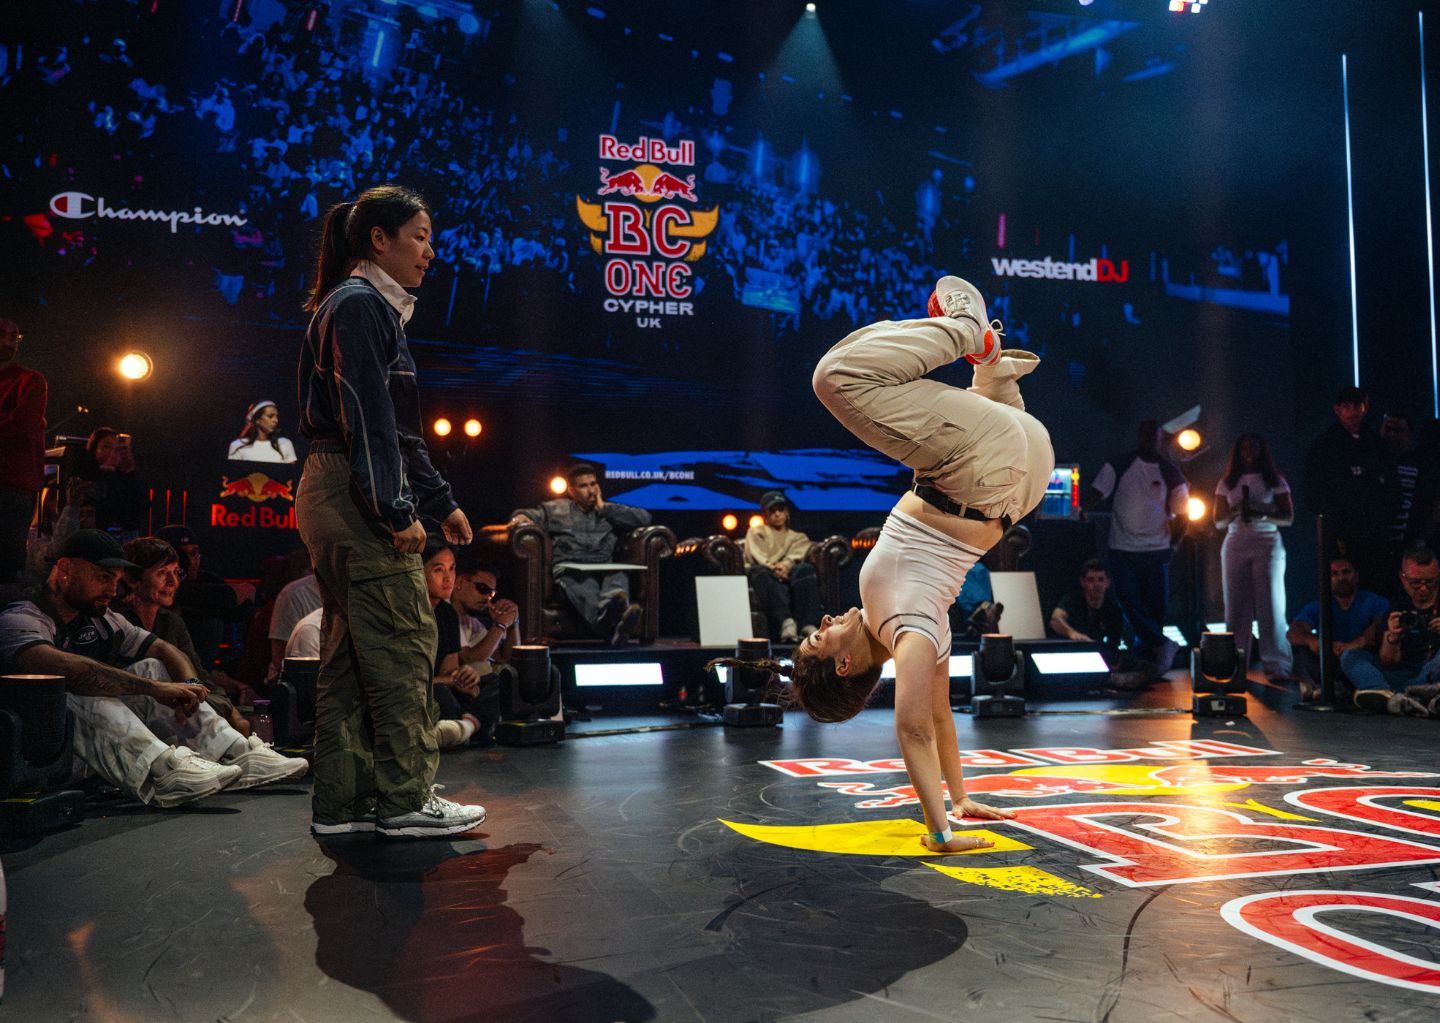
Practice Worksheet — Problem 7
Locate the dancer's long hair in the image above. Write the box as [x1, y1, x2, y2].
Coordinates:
[1222, 432, 1281, 490]
[306, 183, 431, 311]
[705, 649, 883, 723]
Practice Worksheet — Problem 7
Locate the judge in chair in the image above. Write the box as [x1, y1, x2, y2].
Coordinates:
[509, 463, 652, 646]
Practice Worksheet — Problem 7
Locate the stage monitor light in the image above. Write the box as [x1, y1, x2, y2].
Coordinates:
[1186, 496, 1207, 522]
[463, 418, 482, 438]
[573, 661, 664, 687]
[971, 633, 1025, 717]
[1191, 630, 1247, 717]
[1176, 428, 1203, 452]
[721, 513, 739, 531]
[723, 636, 782, 726]
[880, 654, 974, 680]
[549, 475, 568, 495]
[432, 417, 452, 437]
[1030, 651, 1110, 674]
[498, 645, 563, 745]
[117, 351, 152, 381]
[748, 514, 764, 529]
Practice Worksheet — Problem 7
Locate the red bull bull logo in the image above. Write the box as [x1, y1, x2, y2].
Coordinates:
[212, 471, 296, 530]
[577, 133, 717, 329]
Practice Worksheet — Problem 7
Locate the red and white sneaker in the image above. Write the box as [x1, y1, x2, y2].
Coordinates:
[928, 275, 1003, 366]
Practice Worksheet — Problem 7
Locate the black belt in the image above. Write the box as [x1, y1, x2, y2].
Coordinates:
[912, 484, 1012, 531]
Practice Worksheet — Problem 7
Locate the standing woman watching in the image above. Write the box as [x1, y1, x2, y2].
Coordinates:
[1214, 432, 1294, 679]
[297, 184, 485, 838]
[228, 400, 297, 463]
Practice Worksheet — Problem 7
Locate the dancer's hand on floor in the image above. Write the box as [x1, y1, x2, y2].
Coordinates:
[955, 796, 1017, 821]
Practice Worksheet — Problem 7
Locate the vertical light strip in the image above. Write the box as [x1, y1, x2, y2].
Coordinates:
[1343, 54, 1361, 387]
[1422, 12, 1440, 416]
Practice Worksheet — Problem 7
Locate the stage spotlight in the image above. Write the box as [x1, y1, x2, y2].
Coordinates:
[463, 418, 482, 438]
[1192, 630, 1247, 717]
[1186, 496, 1207, 522]
[1176, 428, 1202, 452]
[549, 475, 568, 495]
[722, 636, 783, 727]
[497, 645, 565, 745]
[117, 352, 152, 381]
[805, 2, 816, 11]
[971, 633, 1026, 717]
[432, 417, 452, 437]
[721, 513, 739, 531]
[748, 513, 764, 529]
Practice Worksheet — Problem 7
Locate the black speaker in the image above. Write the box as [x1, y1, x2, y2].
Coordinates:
[971, 634, 1025, 718]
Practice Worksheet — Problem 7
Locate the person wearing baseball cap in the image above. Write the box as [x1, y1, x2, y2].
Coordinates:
[0, 528, 306, 807]
[743, 490, 822, 645]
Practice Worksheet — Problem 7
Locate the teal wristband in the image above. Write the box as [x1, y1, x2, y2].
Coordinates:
[931, 826, 954, 844]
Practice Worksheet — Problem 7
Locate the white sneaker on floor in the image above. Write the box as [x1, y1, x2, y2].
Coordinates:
[436, 717, 477, 749]
[311, 812, 378, 835]
[377, 790, 487, 839]
[223, 734, 310, 790]
[779, 618, 799, 643]
[149, 746, 243, 808]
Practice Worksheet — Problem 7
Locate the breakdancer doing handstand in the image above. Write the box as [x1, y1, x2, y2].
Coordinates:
[713, 276, 1055, 852]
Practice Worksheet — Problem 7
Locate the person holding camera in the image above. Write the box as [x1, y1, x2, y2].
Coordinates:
[1341, 543, 1440, 715]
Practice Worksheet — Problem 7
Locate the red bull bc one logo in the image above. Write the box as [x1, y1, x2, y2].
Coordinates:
[576, 134, 718, 329]
[212, 472, 295, 530]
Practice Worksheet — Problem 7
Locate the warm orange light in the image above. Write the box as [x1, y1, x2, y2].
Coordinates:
[748, 514, 764, 529]
[432, 417, 452, 437]
[1176, 428, 1203, 452]
[1186, 496, 1207, 522]
[721, 513, 739, 531]
[463, 418, 482, 438]
[117, 351, 153, 381]
[549, 476, 568, 495]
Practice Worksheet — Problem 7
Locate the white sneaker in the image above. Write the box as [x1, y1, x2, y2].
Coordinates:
[436, 717, 477, 749]
[377, 789, 487, 838]
[149, 746, 243, 808]
[223, 734, 310, 790]
[929, 275, 1003, 365]
[311, 813, 378, 835]
[779, 618, 799, 643]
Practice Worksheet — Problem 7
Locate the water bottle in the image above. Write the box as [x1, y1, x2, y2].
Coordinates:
[252, 699, 274, 745]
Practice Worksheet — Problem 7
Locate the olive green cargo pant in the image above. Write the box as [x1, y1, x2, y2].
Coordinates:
[296, 452, 439, 823]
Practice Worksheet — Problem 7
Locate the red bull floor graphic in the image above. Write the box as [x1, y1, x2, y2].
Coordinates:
[4, 677, 1438, 1021]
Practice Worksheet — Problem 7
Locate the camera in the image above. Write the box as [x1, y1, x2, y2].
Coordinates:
[1396, 610, 1424, 631]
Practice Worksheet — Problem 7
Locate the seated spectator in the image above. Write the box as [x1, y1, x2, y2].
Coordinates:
[157, 523, 253, 669]
[743, 490, 821, 644]
[228, 399, 298, 463]
[0, 530, 306, 807]
[1341, 543, 1440, 715]
[509, 462, 651, 645]
[61, 426, 147, 534]
[119, 536, 250, 736]
[267, 566, 321, 681]
[1049, 559, 1133, 666]
[450, 562, 521, 739]
[285, 605, 322, 660]
[950, 559, 998, 640]
[422, 542, 480, 749]
[232, 549, 310, 690]
[1286, 555, 1389, 702]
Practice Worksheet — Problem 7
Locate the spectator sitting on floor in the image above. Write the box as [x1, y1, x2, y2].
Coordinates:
[1341, 543, 1440, 716]
[1286, 555, 1389, 702]
[1049, 559, 1134, 666]
[450, 561, 520, 740]
[949, 559, 999, 639]
[743, 490, 822, 644]
[157, 523, 253, 670]
[119, 536, 251, 736]
[0, 529, 306, 807]
[232, 549, 309, 691]
[422, 542, 481, 749]
[266, 566, 321, 681]
[509, 462, 651, 645]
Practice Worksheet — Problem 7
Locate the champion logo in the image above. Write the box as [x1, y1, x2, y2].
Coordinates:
[47, 191, 248, 233]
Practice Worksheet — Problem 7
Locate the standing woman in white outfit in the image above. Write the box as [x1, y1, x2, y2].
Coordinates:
[228, 400, 298, 463]
[1213, 432, 1293, 677]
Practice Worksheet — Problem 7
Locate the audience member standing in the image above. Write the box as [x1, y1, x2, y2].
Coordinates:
[63, 426, 147, 535]
[1213, 432, 1294, 678]
[228, 399, 298, 463]
[1085, 420, 1188, 669]
[0, 317, 46, 582]
[1301, 386, 1395, 596]
[1380, 411, 1429, 562]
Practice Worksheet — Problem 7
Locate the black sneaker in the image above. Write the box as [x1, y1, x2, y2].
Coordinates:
[1353, 689, 1395, 714]
[610, 602, 643, 646]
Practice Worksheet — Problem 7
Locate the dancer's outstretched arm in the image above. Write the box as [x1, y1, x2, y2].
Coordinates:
[930, 658, 1015, 849]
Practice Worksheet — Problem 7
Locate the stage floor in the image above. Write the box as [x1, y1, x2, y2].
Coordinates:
[5, 676, 1440, 1022]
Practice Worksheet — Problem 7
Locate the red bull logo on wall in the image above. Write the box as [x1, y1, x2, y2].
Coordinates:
[576, 133, 718, 329]
[211, 472, 296, 529]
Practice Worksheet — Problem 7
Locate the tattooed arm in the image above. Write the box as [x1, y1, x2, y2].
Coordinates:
[14, 644, 205, 716]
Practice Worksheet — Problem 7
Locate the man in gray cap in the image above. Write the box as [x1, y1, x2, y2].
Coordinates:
[743, 490, 822, 644]
[0, 529, 306, 807]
